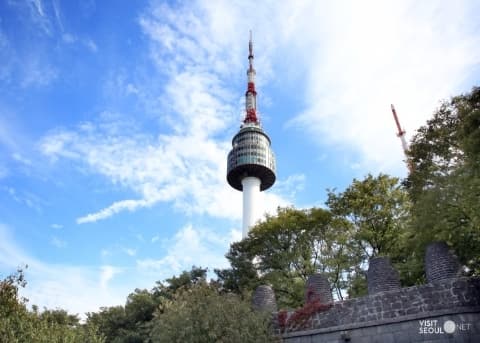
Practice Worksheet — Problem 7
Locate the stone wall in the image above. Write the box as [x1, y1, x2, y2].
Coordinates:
[278, 277, 480, 342]
[249, 242, 480, 342]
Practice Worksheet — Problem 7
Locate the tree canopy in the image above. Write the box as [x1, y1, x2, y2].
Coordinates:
[216, 174, 413, 306]
[149, 282, 275, 343]
[0, 268, 105, 343]
[406, 86, 480, 275]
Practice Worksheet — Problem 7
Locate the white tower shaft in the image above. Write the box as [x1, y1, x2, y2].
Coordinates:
[241, 177, 261, 238]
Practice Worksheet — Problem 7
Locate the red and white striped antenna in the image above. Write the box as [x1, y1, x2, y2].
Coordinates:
[244, 30, 259, 125]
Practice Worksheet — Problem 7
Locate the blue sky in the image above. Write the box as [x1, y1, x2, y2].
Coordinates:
[1, 0, 479, 316]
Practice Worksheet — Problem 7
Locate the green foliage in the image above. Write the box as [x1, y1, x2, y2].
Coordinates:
[39, 308, 80, 326]
[86, 266, 209, 343]
[149, 282, 275, 343]
[217, 207, 360, 307]
[0, 268, 105, 343]
[327, 174, 418, 287]
[326, 173, 411, 258]
[218, 174, 415, 305]
[153, 266, 207, 301]
[407, 86, 480, 275]
[86, 306, 128, 343]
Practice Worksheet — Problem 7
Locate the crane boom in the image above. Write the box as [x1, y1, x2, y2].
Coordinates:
[391, 104, 408, 153]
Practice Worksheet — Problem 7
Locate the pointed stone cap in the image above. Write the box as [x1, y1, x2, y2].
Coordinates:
[367, 256, 401, 294]
[305, 273, 333, 304]
[425, 241, 461, 283]
[252, 285, 277, 312]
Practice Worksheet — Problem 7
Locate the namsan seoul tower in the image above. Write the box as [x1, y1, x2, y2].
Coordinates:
[227, 33, 276, 238]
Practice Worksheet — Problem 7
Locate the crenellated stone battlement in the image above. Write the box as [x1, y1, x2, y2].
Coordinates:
[253, 242, 480, 342]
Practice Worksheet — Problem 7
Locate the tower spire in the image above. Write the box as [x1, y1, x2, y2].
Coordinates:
[244, 31, 258, 124]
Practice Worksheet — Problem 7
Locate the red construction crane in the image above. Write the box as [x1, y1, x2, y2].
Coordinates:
[391, 104, 412, 173]
[391, 104, 408, 153]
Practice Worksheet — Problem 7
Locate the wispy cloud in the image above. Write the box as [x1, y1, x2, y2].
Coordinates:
[51, 236, 67, 248]
[12, 153, 32, 166]
[123, 248, 136, 257]
[137, 224, 238, 276]
[0, 223, 127, 317]
[25, 0, 53, 35]
[281, 0, 480, 173]
[84, 38, 98, 53]
[38, 0, 479, 225]
[0, 166, 7, 178]
[31, 0, 45, 17]
[62, 33, 76, 43]
[20, 58, 58, 88]
[99, 265, 121, 290]
[3, 186, 45, 213]
[38, 1, 302, 224]
[77, 198, 154, 224]
[141, 0, 479, 175]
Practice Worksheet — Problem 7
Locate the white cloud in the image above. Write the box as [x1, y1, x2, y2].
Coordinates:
[84, 38, 98, 53]
[12, 153, 32, 166]
[50, 223, 63, 229]
[62, 33, 76, 43]
[123, 248, 137, 257]
[0, 165, 7, 179]
[51, 236, 67, 248]
[41, 122, 296, 223]
[0, 224, 127, 317]
[99, 265, 121, 290]
[136, 224, 234, 276]
[3, 186, 45, 213]
[140, 0, 479, 176]
[281, 0, 480, 173]
[37, 1, 302, 224]
[77, 198, 153, 224]
[31, 0, 45, 17]
[41, 0, 479, 226]
[21, 59, 58, 88]
[23, 0, 52, 35]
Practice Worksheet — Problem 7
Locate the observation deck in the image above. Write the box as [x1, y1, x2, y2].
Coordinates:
[227, 123, 276, 191]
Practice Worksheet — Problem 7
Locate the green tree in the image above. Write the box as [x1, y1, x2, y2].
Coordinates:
[326, 174, 411, 258]
[39, 308, 80, 326]
[152, 266, 207, 301]
[326, 174, 415, 288]
[86, 306, 129, 343]
[149, 282, 275, 343]
[86, 267, 208, 343]
[406, 86, 480, 274]
[217, 207, 359, 308]
[1, 268, 105, 343]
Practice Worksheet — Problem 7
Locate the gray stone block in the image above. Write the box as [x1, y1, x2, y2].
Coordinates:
[252, 285, 277, 312]
[305, 274, 333, 304]
[367, 257, 401, 295]
[425, 241, 461, 283]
